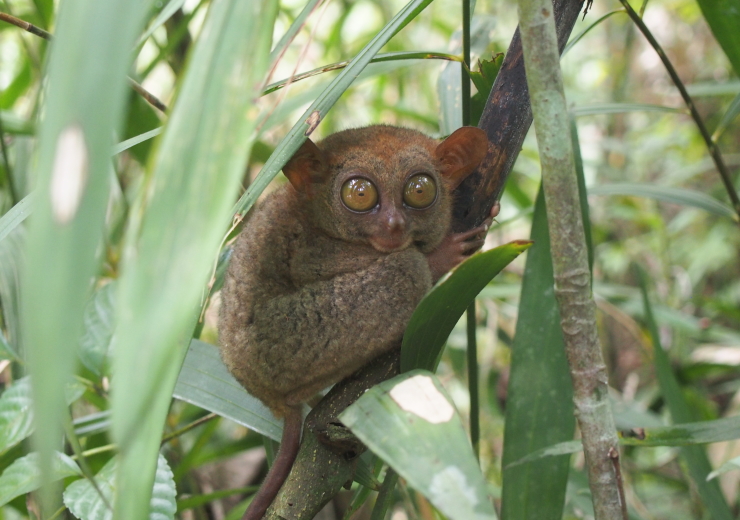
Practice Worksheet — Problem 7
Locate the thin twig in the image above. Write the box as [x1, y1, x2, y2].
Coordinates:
[160, 412, 218, 445]
[0, 11, 168, 114]
[619, 0, 740, 219]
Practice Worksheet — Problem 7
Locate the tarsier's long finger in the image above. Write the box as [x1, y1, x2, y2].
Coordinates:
[461, 238, 485, 253]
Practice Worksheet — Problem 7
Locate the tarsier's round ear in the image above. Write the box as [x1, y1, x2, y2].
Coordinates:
[282, 139, 325, 195]
[435, 127, 488, 189]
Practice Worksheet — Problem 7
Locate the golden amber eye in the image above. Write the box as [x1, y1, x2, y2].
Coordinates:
[403, 174, 437, 209]
[341, 177, 378, 212]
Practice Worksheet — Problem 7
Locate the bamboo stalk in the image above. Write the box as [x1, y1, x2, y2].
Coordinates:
[514, 0, 626, 518]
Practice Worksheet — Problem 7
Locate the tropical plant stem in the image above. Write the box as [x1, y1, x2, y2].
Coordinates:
[466, 303, 480, 461]
[515, 0, 626, 518]
[618, 0, 740, 219]
[160, 412, 218, 445]
[461, 0, 472, 127]
[370, 469, 399, 520]
[0, 11, 168, 113]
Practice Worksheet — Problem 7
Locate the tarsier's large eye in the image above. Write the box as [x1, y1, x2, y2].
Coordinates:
[403, 174, 437, 209]
[341, 177, 378, 212]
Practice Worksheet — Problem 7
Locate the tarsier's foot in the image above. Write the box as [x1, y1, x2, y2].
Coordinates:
[427, 202, 501, 281]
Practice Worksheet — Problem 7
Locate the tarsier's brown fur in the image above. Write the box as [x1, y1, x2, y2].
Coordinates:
[219, 125, 492, 519]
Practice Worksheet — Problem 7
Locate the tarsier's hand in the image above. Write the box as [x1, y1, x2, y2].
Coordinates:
[426, 202, 500, 282]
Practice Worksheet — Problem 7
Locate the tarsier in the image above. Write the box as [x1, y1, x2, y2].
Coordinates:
[219, 125, 496, 519]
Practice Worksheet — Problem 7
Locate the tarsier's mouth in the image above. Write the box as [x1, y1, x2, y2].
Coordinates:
[369, 236, 413, 253]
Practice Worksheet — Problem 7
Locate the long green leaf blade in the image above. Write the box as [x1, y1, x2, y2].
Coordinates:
[19, 0, 151, 511]
[110, 1, 278, 518]
[500, 189, 575, 520]
[695, 0, 740, 77]
[401, 241, 531, 372]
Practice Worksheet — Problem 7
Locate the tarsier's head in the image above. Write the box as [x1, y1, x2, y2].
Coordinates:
[282, 125, 488, 253]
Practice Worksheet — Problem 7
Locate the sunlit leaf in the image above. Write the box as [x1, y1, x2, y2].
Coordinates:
[341, 370, 497, 520]
[0, 452, 81, 507]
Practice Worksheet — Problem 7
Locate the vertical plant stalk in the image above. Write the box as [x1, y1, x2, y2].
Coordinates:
[618, 0, 740, 219]
[515, 0, 625, 519]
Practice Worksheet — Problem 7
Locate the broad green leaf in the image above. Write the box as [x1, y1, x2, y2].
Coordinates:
[63, 454, 176, 520]
[0, 376, 85, 455]
[19, 0, 151, 511]
[401, 241, 531, 372]
[173, 340, 281, 441]
[79, 283, 116, 377]
[110, 1, 278, 519]
[112, 128, 162, 156]
[696, 0, 740, 77]
[0, 193, 33, 245]
[232, 0, 435, 218]
[638, 273, 733, 520]
[588, 183, 737, 220]
[619, 415, 740, 447]
[0, 452, 81, 507]
[500, 189, 574, 520]
[571, 103, 686, 116]
[341, 370, 497, 520]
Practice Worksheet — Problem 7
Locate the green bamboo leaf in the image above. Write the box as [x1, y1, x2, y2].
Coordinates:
[341, 370, 497, 520]
[0, 452, 81, 507]
[0, 376, 85, 455]
[0, 193, 33, 245]
[78, 283, 116, 377]
[0, 112, 33, 135]
[112, 128, 162, 156]
[232, 0, 434, 219]
[500, 189, 574, 520]
[110, 1, 278, 518]
[712, 91, 740, 141]
[562, 9, 624, 56]
[138, 0, 187, 46]
[696, 0, 740, 77]
[588, 183, 737, 220]
[619, 415, 740, 447]
[707, 456, 740, 481]
[19, 0, 152, 511]
[400, 241, 531, 372]
[63, 454, 176, 520]
[638, 271, 733, 520]
[0, 227, 24, 362]
[268, 0, 323, 64]
[173, 340, 281, 441]
[505, 440, 583, 469]
[571, 103, 686, 116]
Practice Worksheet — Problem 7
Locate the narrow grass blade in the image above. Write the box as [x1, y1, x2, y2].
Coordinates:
[712, 90, 740, 141]
[232, 0, 434, 219]
[110, 1, 278, 518]
[269, 0, 323, 64]
[588, 183, 737, 220]
[19, 0, 151, 512]
[637, 270, 733, 520]
[400, 241, 531, 372]
[173, 340, 281, 441]
[138, 0, 187, 46]
[571, 103, 686, 116]
[112, 128, 162, 156]
[563, 9, 624, 56]
[620, 415, 740, 447]
[0, 193, 33, 244]
[341, 370, 497, 520]
[500, 189, 575, 520]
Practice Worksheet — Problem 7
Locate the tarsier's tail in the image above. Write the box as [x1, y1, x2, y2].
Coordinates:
[242, 406, 303, 520]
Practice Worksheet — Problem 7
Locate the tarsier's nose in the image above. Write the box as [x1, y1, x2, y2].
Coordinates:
[385, 210, 406, 234]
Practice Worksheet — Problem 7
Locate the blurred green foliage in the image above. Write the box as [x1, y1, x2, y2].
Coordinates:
[0, 0, 738, 518]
